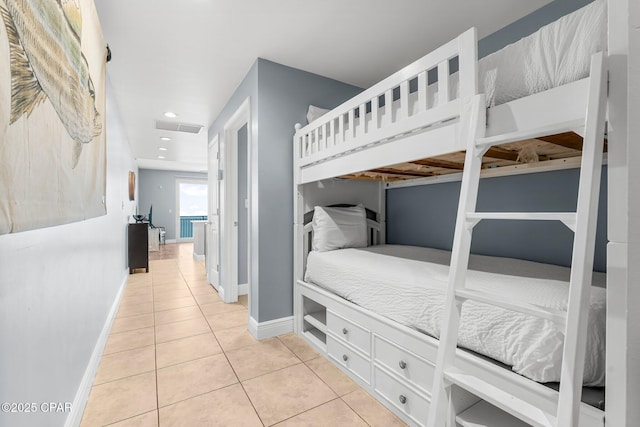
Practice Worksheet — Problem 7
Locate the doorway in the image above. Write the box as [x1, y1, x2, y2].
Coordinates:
[175, 179, 208, 242]
[218, 98, 251, 304]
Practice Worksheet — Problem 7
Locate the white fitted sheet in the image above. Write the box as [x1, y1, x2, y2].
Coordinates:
[304, 245, 606, 386]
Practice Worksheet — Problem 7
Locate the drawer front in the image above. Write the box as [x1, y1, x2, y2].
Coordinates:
[374, 366, 430, 426]
[327, 311, 371, 355]
[327, 335, 370, 384]
[374, 335, 434, 394]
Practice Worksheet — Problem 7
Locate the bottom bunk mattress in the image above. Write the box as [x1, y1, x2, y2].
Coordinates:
[304, 244, 606, 386]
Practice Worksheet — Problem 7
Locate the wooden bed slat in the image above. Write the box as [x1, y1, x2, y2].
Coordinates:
[484, 146, 520, 162]
[412, 158, 465, 170]
[370, 168, 435, 178]
[537, 132, 583, 151]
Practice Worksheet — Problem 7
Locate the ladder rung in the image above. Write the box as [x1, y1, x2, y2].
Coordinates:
[466, 212, 576, 231]
[476, 119, 585, 149]
[445, 369, 557, 427]
[455, 289, 566, 327]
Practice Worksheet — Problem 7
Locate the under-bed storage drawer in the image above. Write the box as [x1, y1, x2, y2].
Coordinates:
[327, 311, 371, 355]
[373, 335, 434, 394]
[374, 366, 430, 426]
[327, 335, 370, 384]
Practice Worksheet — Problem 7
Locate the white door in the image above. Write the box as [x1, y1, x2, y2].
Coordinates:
[207, 136, 220, 290]
[218, 98, 251, 304]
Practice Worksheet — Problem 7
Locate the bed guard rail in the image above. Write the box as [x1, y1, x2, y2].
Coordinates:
[294, 27, 479, 170]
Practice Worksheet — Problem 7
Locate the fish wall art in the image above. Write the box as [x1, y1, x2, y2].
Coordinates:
[0, 0, 107, 234]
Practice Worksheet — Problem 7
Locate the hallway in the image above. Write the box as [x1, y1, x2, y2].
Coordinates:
[80, 243, 405, 426]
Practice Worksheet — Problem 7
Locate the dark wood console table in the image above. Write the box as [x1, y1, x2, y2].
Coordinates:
[128, 223, 149, 274]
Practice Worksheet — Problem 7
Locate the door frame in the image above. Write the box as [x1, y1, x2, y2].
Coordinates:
[207, 134, 220, 290]
[220, 97, 251, 304]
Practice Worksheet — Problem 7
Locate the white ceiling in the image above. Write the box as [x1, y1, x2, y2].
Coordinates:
[94, 0, 551, 173]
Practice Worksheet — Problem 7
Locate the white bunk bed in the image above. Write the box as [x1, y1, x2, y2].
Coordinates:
[293, 1, 609, 426]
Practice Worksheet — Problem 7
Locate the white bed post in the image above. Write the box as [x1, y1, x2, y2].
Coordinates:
[606, 0, 640, 425]
[293, 123, 304, 334]
[378, 181, 386, 245]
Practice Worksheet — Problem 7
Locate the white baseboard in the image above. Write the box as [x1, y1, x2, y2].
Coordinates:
[165, 239, 177, 244]
[65, 271, 128, 427]
[248, 315, 294, 340]
[219, 286, 225, 301]
[238, 283, 248, 295]
[193, 253, 205, 261]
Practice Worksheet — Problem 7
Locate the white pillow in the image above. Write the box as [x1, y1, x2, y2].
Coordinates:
[312, 205, 368, 252]
[307, 105, 330, 124]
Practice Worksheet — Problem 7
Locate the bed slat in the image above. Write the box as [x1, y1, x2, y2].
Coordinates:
[384, 89, 393, 126]
[418, 70, 428, 112]
[438, 60, 450, 105]
[359, 103, 367, 137]
[298, 101, 461, 168]
[371, 95, 379, 130]
[400, 80, 410, 120]
[348, 109, 355, 140]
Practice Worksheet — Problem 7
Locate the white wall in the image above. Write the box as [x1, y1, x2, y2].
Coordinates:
[0, 78, 137, 427]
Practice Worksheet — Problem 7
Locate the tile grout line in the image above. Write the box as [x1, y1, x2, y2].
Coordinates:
[339, 395, 376, 427]
[150, 259, 177, 426]
[177, 258, 267, 425]
[101, 409, 157, 427]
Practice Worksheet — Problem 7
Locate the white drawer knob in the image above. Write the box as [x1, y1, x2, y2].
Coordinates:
[342, 354, 349, 362]
[399, 395, 407, 405]
[342, 328, 348, 335]
[399, 360, 407, 370]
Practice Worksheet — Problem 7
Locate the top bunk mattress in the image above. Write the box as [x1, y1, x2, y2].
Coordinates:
[304, 244, 606, 386]
[476, 0, 606, 107]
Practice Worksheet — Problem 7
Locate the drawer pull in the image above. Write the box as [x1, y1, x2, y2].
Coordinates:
[399, 395, 407, 405]
[342, 328, 348, 335]
[398, 360, 407, 370]
[342, 354, 349, 362]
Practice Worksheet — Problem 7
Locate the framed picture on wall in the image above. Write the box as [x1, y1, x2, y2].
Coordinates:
[129, 171, 136, 201]
[0, 0, 107, 234]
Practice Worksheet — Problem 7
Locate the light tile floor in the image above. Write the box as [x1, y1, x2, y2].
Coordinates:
[80, 243, 406, 426]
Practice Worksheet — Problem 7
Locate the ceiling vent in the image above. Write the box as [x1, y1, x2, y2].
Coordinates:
[155, 120, 204, 134]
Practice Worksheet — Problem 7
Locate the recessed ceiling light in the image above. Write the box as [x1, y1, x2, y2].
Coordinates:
[157, 155, 166, 159]
[164, 112, 177, 118]
[159, 147, 168, 151]
[160, 137, 171, 141]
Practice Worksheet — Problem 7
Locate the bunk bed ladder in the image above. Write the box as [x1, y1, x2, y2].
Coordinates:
[427, 51, 607, 427]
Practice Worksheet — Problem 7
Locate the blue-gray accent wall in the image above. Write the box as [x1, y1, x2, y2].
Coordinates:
[386, 0, 605, 271]
[208, 58, 362, 323]
[387, 168, 608, 272]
